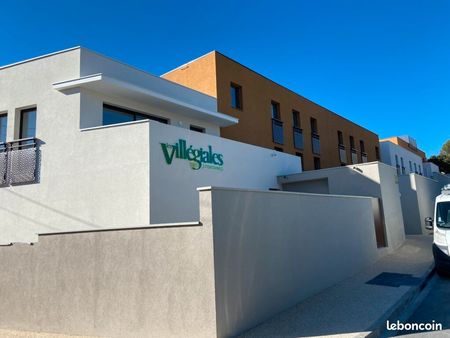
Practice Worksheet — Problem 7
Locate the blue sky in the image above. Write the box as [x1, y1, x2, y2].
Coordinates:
[1, 0, 449, 156]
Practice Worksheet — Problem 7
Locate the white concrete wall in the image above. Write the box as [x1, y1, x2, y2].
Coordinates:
[279, 162, 405, 251]
[201, 187, 383, 338]
[149, 121, 301, 223]
[399, 173, 450, 234]
[380, 141, 424, 175]
[0, 49, 301, 244]
[424, 162, 440, 178]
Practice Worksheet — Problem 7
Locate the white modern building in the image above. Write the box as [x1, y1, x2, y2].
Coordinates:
[0, 47, 301, 245]
[380, 135, 425, 176]
[0, 47, 415, 338]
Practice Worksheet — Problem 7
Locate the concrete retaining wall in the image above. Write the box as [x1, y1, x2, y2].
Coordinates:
[201, 187, 383, 337]
[0, 222, 216, 338]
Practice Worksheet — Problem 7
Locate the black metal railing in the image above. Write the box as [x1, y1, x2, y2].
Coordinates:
[293, 127, 303, 150]
[0, 137, 39, 186]
[272, 119, 284, 145]
[312, 133, 320, 155]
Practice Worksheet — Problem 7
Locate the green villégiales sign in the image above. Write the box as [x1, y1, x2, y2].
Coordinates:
[160, 139, 224, 170]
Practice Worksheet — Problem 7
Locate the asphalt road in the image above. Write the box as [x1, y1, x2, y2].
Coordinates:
[395, 274, 450, 337]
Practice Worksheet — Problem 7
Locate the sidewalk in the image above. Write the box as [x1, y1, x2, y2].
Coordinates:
[240, 235, 434, 338]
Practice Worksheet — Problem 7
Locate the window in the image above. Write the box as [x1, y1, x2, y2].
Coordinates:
[395, 155, 401, 175]
[313, 157, 321, 170]
[436, 202, 450, 228]
[271, 101, 280, 120]
[296, 152, 304, 171]
[419, 165, 422, 175]
[401, 157, 405, 174]
[190, 125, 205, 133]
[0, 114, 7, 143]
[230, 83, 242, 110]
[310, 118, 318, 134]
[103, 104, 168, 126]
[409, 161, 413, 172]
[274, 146, 283, 152]
[360, 140, 365, 153]
[414, 163, 418, 174]
[349, 136, 355, 150]
[20, 108, 37, 139]
[292, 110, 301, 128]
[337, 131, 346, 164]
[292, 111, 303, 150]
[338, 131, 344, 146]
[375, 146, 380, 160]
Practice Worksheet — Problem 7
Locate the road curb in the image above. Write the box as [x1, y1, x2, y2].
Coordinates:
[364, 264, 435, 338]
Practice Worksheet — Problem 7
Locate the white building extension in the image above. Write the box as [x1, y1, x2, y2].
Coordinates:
[380, 138, 424, 176]
[0, 47, 301, 244]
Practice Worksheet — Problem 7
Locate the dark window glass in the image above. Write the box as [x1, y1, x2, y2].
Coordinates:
[436, 202, 450, 228]
[190, 125, 205, 133]
[103, 104, 168, 126]
[293, 127, 303, 150]
[310, 118, 318, 134]
[349, 136, 355, 150]
[338, 131, 344, 146]
[296, 152, 304, 171]
[230, 83, 242, 109]
[20, 108, 36, 139]
[0, 114, 7, 143]
[292, 110, 300, 128]
[271, 101, 280, 120]
[314, 157, 321, 170]
[274, 146, 283, 152]
[360, 140, 366, 153]
[375, 146, 380, 160]
[272, 119, 283, 144]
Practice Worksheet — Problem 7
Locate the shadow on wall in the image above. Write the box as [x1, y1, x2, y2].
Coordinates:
[279, 163, 392, 248]
[204, 187, 384, 338]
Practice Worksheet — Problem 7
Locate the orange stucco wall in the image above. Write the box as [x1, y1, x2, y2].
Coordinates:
[163, 51, 380, 171]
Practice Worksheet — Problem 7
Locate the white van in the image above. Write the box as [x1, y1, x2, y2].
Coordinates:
[425, 184, 450, 274]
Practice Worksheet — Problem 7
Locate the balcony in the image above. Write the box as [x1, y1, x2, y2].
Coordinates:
[312, 133, 320, 155]
[0, 138, 39, 186]
[293, 127, 304, 150]
[351, 148, 358, 164]
[361, 152, 368, 163]
[339, 144, 347, 164]
[272, 119, 284, 145]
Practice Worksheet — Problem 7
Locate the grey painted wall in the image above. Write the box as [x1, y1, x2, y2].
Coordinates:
[0, 222, 216, 338]
[279, 162, 405, 251]
[201, 187, 383, 338]
[399, 173, 450, 234]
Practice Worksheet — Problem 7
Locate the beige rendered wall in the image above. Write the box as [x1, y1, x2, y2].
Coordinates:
[0, 221, 217, 338]
[201, 187, 382, 338]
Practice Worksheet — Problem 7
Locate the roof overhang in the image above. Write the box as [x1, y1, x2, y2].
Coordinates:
[53, 73, 238, 127]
